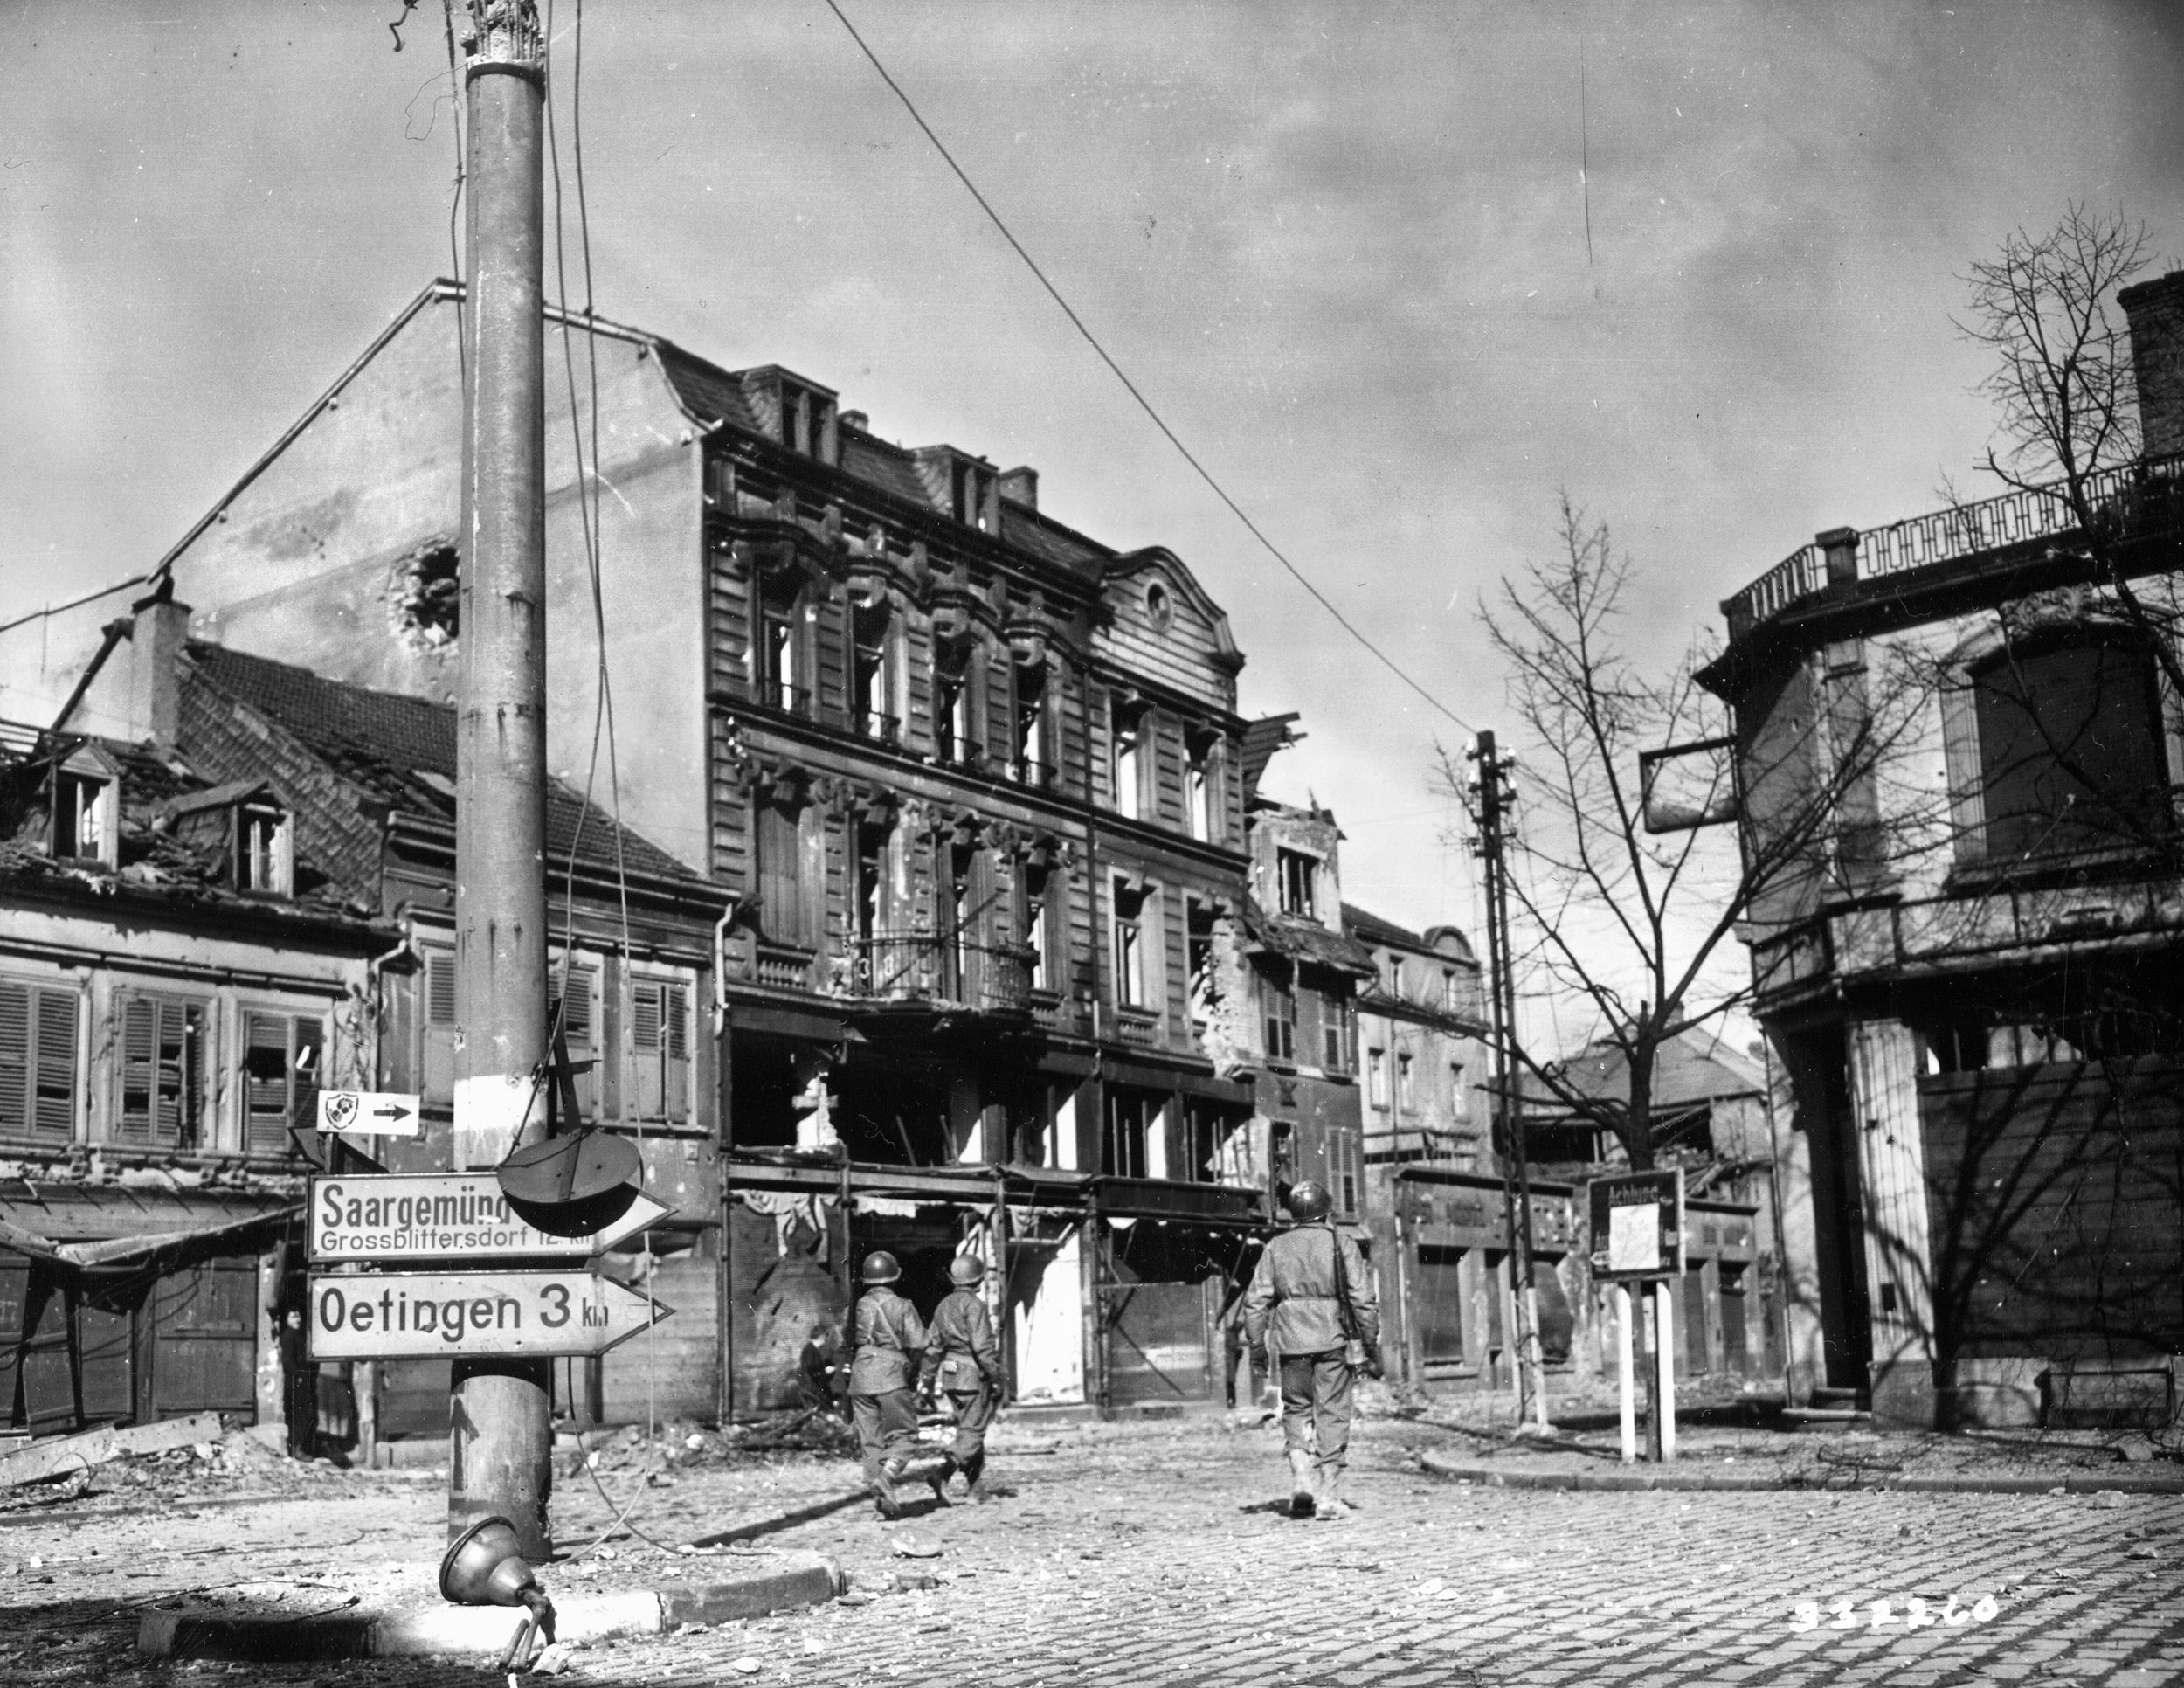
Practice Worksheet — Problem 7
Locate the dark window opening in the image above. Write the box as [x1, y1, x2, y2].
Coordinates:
[935, 641, 976, 765]
[52, 772, 110, 862]
[853, 603, 895, 742]
[1113, 879, 1150, 1009]
[1972, 633, 2171, 861]
[1277, 848, 1317, 918]
[1261, 961, 1296, 1063]
[1011, 661, 1050, 785]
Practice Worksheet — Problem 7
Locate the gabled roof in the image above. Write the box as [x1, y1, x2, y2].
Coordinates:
[183, 643, 706, 887]
[1543, 1026, 1768, 1111]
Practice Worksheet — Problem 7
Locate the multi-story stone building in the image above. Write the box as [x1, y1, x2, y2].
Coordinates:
[1698, 273, 2184, 1429]
[156, 281, 1275, 1418]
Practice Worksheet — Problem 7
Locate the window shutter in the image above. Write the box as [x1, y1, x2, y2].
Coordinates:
[33, 990, 76, 1137]
[1939, 676, 1986, 868]
[118, 998, 157, 1141]
[0, 984, 28, 1135]
[243, 1012, 290, 1154]
[665, 983, 690, 1119]
[549, 965, 598, 1118]
[422, 949, 457, 1103]
[632, 981, 664, 1119]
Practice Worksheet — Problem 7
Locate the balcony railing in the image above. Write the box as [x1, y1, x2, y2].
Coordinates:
[754, 940, 815, 991]
[847, 932, 1034, 1015]
[1006, 756, 1059, 791]
[852, 705, 901, 744]
[1723, 452, 2184, 638]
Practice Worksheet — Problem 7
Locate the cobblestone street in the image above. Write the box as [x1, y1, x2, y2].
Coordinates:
[4, 1412, 2181, 1687]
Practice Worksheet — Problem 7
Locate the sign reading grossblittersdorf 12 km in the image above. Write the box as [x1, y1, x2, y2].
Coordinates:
[305, 1173, 676, 1363]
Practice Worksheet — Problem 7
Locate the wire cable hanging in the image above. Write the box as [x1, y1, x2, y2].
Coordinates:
[818, 0, 1475, 737]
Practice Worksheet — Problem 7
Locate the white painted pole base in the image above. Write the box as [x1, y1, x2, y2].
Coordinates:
[1614, 1283, 1635, 1463]
[1655, 1278, 1676, 1463]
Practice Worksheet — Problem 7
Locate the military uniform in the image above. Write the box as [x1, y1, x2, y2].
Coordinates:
[848, 1283, 927, 1515]
[1241, 1214, 1379, 1515]
[917, 1283, 1001, 1500]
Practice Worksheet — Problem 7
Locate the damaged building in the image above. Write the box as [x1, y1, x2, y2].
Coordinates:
[148, 281, 1295, 1421]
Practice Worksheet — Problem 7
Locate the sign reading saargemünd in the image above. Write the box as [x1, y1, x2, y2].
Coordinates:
[307, 1173, 673, 1263]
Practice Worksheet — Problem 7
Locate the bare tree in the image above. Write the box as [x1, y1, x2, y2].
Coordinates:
[1446, 495, 1929, 1171]
[1957, 204, 2184, 704]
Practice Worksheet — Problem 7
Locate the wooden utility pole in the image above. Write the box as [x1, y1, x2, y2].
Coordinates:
[1472, 732, 1549, 1432]
[450, 0, 553, 1560]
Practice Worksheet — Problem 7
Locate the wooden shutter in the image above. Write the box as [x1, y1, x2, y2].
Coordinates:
[0, 983, 27, 1136]
[0, 1256, 26, 1429]
[117, 998, 158, 1142]
[1939, 675, 1986, 868]
[550, 965, 598, 1117]
[33, 990, 76, 1137]
[244, 1012, 293, 1155]
[631, 981, 665, 1119]
[665, 983, 690, 1120]
[422, 948, 458, 1103]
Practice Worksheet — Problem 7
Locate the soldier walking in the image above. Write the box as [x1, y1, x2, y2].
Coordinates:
[848, 1249, 926, 1519]
[1241, 1180, 1381, 1519]
[918, 1254, 1002, 1504]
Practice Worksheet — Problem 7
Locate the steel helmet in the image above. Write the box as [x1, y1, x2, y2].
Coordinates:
[1283, 1180, 1333, 1221]
[948, 1255, 987, 1286]
[860, 1249, 902, 1285]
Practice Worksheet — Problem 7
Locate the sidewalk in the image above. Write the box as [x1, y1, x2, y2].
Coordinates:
[1395, 1387, 2184, 1495]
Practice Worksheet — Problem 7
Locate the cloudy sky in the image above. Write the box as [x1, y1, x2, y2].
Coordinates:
[4, 1, 2181, 1045]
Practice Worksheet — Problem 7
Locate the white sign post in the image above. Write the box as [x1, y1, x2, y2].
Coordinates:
[316, 1091, 425, 1138]
[1655, 1280, 1677, 1463]
[307, 1173, 673, 1263]
[307, 1269, 672, 1361]
[1614, 1283, 1636, 1463]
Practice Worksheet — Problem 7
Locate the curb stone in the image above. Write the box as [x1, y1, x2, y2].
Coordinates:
[135, 1553, 845, 1661]
[1417, 1451, 2184, 1495]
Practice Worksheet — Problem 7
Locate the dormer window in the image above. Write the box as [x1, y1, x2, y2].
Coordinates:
[52, 767, 116, 866]
[1277, 848, 1318, 919]
[777, 378, 838, 465]
[951, 460, 997, 532]
[237, 801, 293, 896]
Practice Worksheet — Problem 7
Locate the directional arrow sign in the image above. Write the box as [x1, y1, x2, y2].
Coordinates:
[316, 1090, 423, 1138]
[306, 1269, 673, 1361]
[307, 1173, 674, 1263]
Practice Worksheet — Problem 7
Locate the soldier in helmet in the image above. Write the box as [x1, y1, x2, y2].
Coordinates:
[1241, 1180, 1380, 1519]
[847, 1249, 927, 1519]
[918, 1254, 1002, 1504]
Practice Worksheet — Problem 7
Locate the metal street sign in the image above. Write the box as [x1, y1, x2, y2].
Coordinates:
[307, 1173, 674, 1263]
[1586, 1167, 1686, 1281]
[306, 1269, 673, 1361]
[316, 1090, 424, 1138]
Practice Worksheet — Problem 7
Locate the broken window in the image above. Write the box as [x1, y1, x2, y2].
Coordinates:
[1276, 848, 1317, 919]
[118, 994, 205, 1150]
[934, 640, 977, 766]
[236, 802, 292, 896]
[1261, 961, 1296, 1063]
[0, 979, 78, 1140]
[1110, 701, 1146, 820]
[240, 1007, 318, 1158]
[853, 602, 896, 741]
[1011, 658, 1049, 785]
[547, 960, 599, 1119]
[1185, 730, 1221, 842]
[951, 459, 996, 531]
[52, 770, 114, 865]
[1112, 878, 1153, 1011]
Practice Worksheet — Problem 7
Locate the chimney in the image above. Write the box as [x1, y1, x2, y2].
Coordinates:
[999, 465, 1040, 511]
[2118, 270, 2184, 459]
[128, 589, 191, 747]
[840, 409, 868, 432]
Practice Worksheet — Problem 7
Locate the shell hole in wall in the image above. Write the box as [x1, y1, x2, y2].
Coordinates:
[388, 541, 460, 654]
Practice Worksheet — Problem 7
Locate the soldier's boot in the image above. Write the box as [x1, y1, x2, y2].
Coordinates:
[1314, 1464, 1350, 1520]
[960, 1451, 985, 1504]
[874, 1458, 908, 1520]
[930, 1455, 958, 1506]
[1286, 1449, 1317, 1519]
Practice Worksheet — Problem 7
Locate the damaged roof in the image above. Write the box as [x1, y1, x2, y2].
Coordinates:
[1240, 715, 1301, 798]
[183, 642, 707, 887]
[1240, 894, 1378, 977]
[0, 728, 384, 940]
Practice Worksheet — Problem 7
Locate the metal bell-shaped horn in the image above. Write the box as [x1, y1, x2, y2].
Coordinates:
[440, 1516, 555, 1629]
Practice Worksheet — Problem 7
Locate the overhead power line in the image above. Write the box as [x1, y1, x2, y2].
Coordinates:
[819, 0, 1476, 738]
